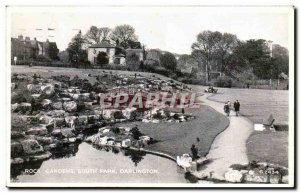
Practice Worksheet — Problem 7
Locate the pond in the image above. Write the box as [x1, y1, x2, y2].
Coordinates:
[11, 142, 188, 184]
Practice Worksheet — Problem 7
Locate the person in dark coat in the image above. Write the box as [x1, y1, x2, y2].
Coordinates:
[234, 100, 240, 116]
[190, 144, 199, 160]
[224, 102, 230, 116]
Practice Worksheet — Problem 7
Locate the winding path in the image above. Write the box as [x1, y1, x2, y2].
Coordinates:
[194, 93, 254, 180]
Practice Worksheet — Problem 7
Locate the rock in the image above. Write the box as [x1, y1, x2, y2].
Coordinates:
[121, 139, 131, 148]
[84, 102, 93, 110]
[195, 171, 210, 179]
[26, 125, 48, 136]
[62, 97, 71, 101]
[21, 139, 44, 154]
[53, 118, 65, 127]
[16, 103, 32, 113]
[41, 84, 55, 96]
[36, 136, 53, 145]
[11, 142, 24, 157]
[76, 134, 84, 142]
[63, 101, 77, 112]
[61, 128, 75, 138]
[31, 94, 41, 99]
[65, 116, 77, 127]
[11, 103, 19, 112]
[78, 115, 88, 125]
[197, 180, 214, 184]
[282, 175, 289, 184]
[51, 129, 62, 137]
[11, 83, 16, 89]
[11, 131, 25, 139]
[51, 102, 63, 110]
[47, 110, 66, 117]
[63, 137, 76, 143]
[244, 172, 268, 183]
[269, 175, 281, 184]
[30, 152, 52, 161]
[41, 99, 52, 108]
[27, 84, 41, 93]
[224, 169, 244, 183]
[39, 115, 53, 125]
[11, 157, 24, 165]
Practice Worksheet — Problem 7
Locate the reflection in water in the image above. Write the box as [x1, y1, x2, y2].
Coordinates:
[12, 142, 187, 183]
[51, 143, 80, 159]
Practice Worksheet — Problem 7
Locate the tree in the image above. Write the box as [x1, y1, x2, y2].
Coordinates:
[126, 52, 140, 71]
[84, 26, 111, 46]
[215, 33, 239, 74]
[191, 31, 223, 82]
[96, 51, 109, 65]
[111, 24, 138, 49]
[229, 39, 272, 79]
[67, 30, 87, 67]
[160, 52, 177, 72]
[272, 44, 289, 76]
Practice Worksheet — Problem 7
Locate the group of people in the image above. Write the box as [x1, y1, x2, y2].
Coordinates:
[224, 100, 240, 116]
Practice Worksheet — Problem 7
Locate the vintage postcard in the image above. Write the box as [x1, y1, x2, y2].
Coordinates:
[6, 6, 295, 188]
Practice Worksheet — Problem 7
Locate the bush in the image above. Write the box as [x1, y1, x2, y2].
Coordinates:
[213, 76, 232, 88]
[97, 52, 109, 65]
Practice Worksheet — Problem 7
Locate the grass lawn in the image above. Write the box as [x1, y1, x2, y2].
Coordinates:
[204, 87, 288, 126]
[246, 130, 289, 167]
[116, 105, 229, 158]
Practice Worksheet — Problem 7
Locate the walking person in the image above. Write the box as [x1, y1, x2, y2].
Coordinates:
[224, 102, 230, 116]
[234, 100, 240, 116]
[190, 144, 199, 161]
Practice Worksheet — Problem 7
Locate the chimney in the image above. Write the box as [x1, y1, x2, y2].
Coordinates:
[18, 35, 23, 41]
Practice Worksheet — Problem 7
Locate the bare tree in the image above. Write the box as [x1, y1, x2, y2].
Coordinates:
[84, 26, 111, 45]
[111, 24, 138, 49]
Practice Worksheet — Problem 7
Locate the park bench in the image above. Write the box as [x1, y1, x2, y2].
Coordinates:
[263, 114, 275, 129]
[254, 114, 275, 131]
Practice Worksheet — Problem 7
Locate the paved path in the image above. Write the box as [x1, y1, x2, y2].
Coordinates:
[194, 93, 254, 180]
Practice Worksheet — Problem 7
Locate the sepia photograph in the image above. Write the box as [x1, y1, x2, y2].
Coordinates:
[6, 5, 295, 188]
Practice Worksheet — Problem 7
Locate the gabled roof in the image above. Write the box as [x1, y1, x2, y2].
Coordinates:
[89, 42, 115, 48]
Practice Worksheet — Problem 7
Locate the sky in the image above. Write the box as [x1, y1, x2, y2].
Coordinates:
[8, 6, 293, 54]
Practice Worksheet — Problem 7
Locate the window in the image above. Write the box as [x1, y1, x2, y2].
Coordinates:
[106, 48, 110, 53]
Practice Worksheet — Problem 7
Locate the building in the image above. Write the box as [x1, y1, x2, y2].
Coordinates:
[87, 41, 118, 65]
[87, 40, 145, 66]
[11, 35, 59, 63]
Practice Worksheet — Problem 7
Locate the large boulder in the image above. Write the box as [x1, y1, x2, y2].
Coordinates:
[15, 103, 32, 113]
[36, 136, 53, 145]
[65, 116, 77, 127]
[51, 102, 63, 110]
[11, 103, 19, 112]
[27, 84, 41, 93]
[41, 84, 55, 96]
[11, 141, 24, 158]
[63, 101, 77, 112]
[47, 110, 66, 117]
[244, 170, 268, 183]
[61, 128, 76, 138]
[41, 99, 52, 109]
[224, 169, 244, 183]
[77, 115, 88, 125]
[26, 125, 48, 136]
[30, 152, 52, 161]
[39, 115, 53, 125]
[21, 139, 44, 155]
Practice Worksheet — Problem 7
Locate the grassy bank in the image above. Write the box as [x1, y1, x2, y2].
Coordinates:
[115, 105, 229, 158]
[246, 130, 288, 167]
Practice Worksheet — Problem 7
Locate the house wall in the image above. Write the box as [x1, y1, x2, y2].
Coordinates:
[88, 47, 115, 65]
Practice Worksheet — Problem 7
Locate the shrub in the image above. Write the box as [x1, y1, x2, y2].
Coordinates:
[213, 76, 232, 88]
[97, 52, 109, 65]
